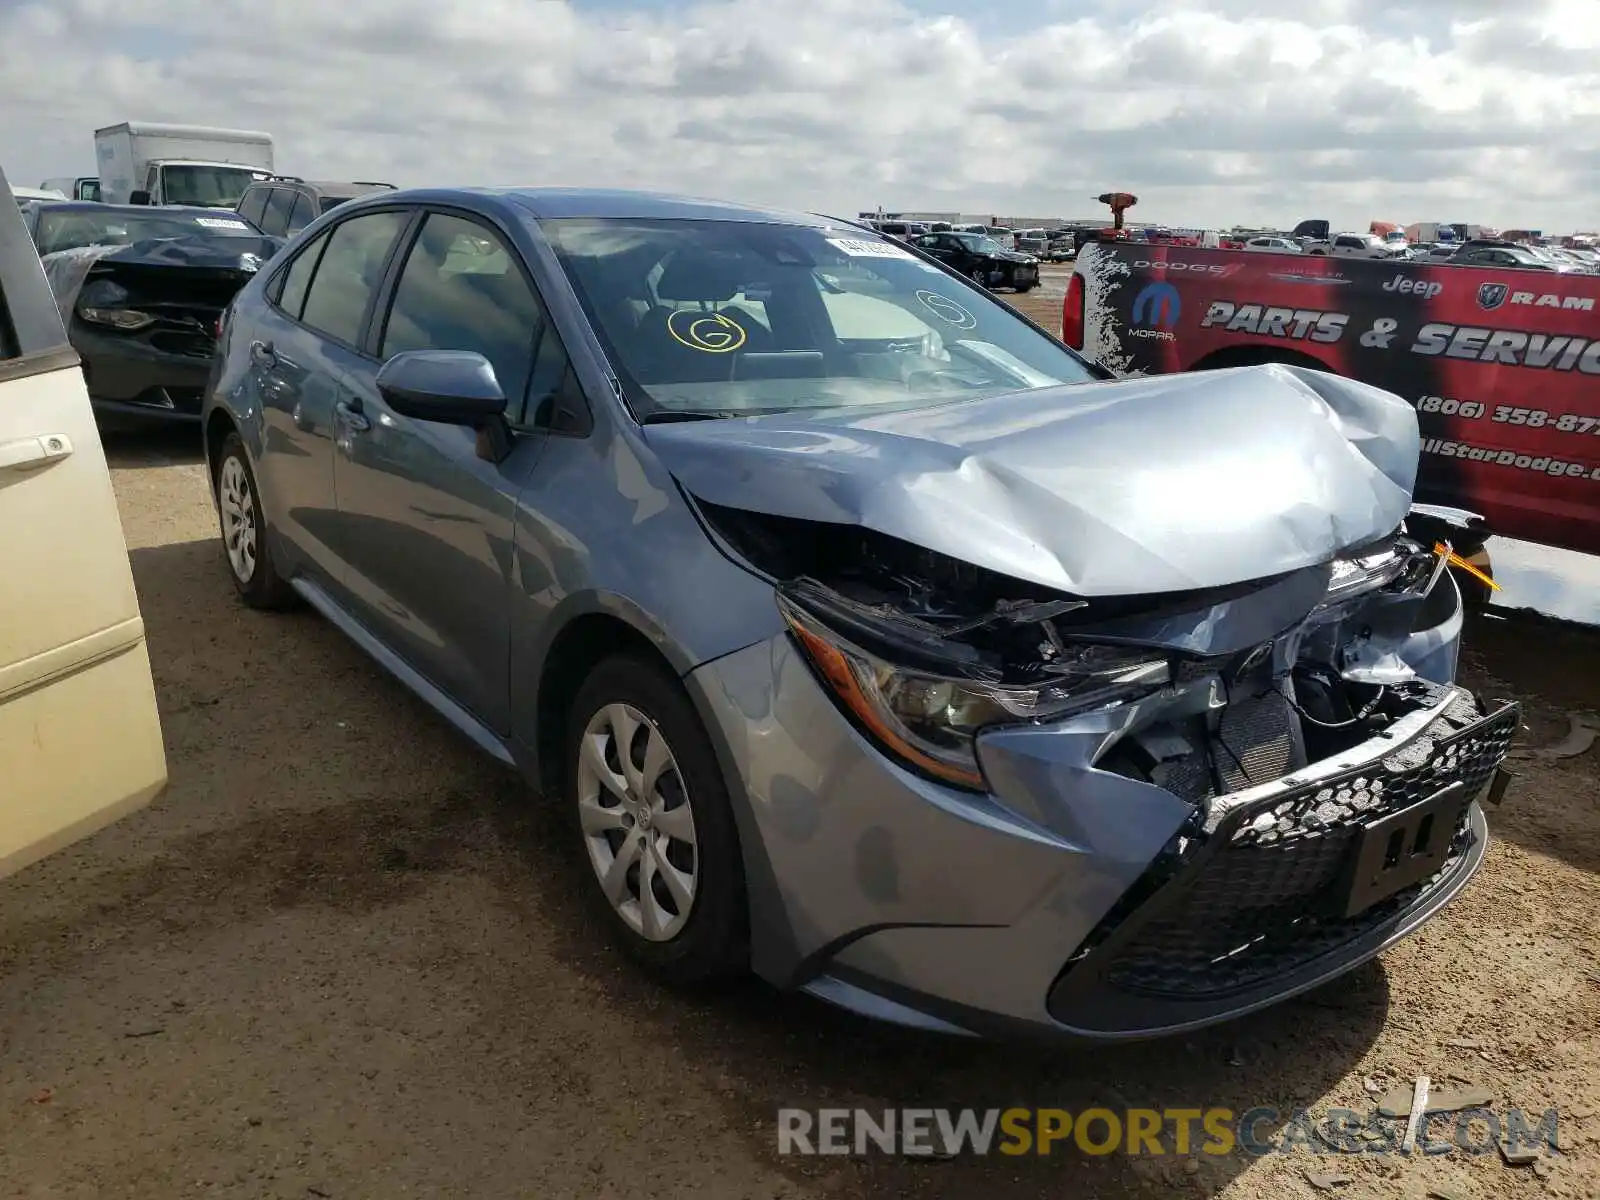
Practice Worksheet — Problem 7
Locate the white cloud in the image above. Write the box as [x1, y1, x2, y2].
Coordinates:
[2, 0, 1596, 230]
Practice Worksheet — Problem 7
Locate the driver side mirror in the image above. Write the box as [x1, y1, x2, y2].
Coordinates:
[377, 350, 507, 424]
[377, 350, 512, 463]
[128, 190, 151, 206]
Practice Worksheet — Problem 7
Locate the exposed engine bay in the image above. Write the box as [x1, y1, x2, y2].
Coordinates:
[699, 496, 1472, 805]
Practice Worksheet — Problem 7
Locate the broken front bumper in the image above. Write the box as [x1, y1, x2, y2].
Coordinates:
[1043, 684, 1518, 1036]
[73, 322, 214, 423]
[686, 629, 1517, 1042]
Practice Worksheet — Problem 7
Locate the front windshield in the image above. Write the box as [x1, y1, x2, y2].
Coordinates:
[955, 233, 1006, 255]
[160, 165, 262, 208]
[35, 209, 258, 256]
[541, 217, 1096, 420]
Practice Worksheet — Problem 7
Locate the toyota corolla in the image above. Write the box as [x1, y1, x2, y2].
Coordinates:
[201, 188, 1516, 1041]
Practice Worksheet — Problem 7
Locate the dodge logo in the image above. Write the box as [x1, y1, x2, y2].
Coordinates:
[1477, 282, 1509, 311]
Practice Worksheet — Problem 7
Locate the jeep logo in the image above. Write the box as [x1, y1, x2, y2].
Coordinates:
[1383, 273, 1443, 300]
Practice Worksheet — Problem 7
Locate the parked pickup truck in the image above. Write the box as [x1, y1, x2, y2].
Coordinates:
[1061, 241, 1600, 559]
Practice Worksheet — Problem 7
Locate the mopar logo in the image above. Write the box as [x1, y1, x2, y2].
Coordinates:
[1478, 283, 1509, 311]
[1131, 282, 1181, 328]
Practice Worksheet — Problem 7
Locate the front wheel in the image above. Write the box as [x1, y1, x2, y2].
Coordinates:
[970, 267, 989, 289]
[565, 654, 748, 985]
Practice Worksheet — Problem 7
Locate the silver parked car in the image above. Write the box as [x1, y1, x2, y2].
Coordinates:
[201, 188, 1516, 1041]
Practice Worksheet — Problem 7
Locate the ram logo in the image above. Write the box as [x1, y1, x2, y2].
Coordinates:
[1477, 283, 1509, 311]
[1132, 281, 1182, 328]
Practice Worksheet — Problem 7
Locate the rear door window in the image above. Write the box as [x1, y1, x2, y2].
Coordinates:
[272, 229, 332, 320]
[297, 211, 410, 349]
[237, 188, 269, 227]
[260, 188, 296, 237]
[286, 191, 317, 234]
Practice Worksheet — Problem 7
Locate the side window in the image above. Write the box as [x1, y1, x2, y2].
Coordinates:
[378, 212, 562, 423]
[286, 191, 317, 234]
[298, 210, 410, 348]
[260, 188, 295, 237]
[271, 229, 331, 320]
[237, 188, 269, 227]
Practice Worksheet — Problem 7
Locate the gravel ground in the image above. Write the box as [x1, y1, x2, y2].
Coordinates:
[0, 306, 1595, 1197]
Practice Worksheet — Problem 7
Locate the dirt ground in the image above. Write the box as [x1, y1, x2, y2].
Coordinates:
[1, 295, 1597, 1197]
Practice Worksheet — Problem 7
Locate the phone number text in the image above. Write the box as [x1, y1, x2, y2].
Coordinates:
[1414, 395, 1600, 434]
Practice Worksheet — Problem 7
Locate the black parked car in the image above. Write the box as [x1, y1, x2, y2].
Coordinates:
[237, 177, 396, 240]
[22, 201, 281, 425]
[1447, 240, 1570, 272]
[910, 231, 1039, 291]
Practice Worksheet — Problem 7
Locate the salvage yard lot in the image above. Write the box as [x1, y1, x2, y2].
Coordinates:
[1, 287, 1596, 1197]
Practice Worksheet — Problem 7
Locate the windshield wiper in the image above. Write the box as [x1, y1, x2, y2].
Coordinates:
[640, 407, 812, 423]
[639, 410, 747, 423]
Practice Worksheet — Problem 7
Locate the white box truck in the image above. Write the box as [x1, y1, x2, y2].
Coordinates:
[94, 122, 274, 208]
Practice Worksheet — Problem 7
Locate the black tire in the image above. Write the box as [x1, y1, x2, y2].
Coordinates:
[214, 431, 297, 610]
[1013, 279, 1035, 293]
[564, 653, 748, 986]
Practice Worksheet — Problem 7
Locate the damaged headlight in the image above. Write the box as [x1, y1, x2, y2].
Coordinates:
[1324, 544, 1410, 601]
[1320, 537, 1448, 608]
[77, 279, 156, 332]
[779, 595, 1169, 790]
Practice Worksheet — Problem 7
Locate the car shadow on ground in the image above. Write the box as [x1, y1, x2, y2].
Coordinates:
[1458, 608, 1600, 876]
[36, 535, 1394, 1198]
[99, 423, 205, 470]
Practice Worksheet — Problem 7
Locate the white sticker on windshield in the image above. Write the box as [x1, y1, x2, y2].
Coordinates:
[826, 237, 916, 260]
[195, 217, 249, 230]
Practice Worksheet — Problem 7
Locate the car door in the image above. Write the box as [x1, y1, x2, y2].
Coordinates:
[0, 169, 167, 880]
[932, 234, 972, 271]
[331, 209, 566, 731]
[247, 208, 413, 589]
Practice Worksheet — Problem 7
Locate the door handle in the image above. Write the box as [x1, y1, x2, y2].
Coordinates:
[335, 399, 370, 432]
[250, 340, 277, 368]
[0, 433, 73, 475]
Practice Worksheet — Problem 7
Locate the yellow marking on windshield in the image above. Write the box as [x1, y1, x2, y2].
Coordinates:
[667, 309, 747, 353]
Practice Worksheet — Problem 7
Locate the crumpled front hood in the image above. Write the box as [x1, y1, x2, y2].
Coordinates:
[644, 364, 1421, 596]
[40, 236, 280, 330]
[87, 234, 283, 271]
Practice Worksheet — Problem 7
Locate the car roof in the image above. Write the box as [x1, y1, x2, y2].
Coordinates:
[155, 160, 269, 169]
[338, 186, 851, 228]
[254, 179, 395, 196]
[358, 187, 889, 228]
[32, 201, 255, 218]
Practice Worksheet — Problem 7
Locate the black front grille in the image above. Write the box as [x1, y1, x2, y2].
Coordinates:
[149, 329, 218, 359]
[1048, 690, 1518, 1029]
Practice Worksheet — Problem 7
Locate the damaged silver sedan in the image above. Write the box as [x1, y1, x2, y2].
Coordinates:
[205, 189, 1517, 1042]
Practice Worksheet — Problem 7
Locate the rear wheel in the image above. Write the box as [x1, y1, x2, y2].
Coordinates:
[215, 432, 296, 609]
[565, 654, 748, 985]
[970, 266, 988, 288]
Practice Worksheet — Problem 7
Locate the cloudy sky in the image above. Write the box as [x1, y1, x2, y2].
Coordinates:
[2, 0, 1596, 230]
